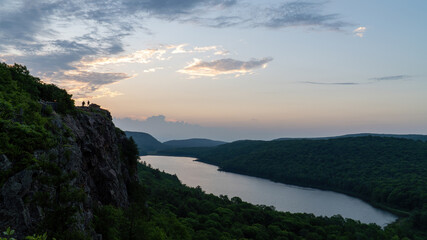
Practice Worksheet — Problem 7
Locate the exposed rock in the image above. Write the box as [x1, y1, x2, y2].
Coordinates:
[62, 107, 134, 208]
[0, 169, 40, 235]
[0, 107, 138, 237]
[0, 155, 12, 172]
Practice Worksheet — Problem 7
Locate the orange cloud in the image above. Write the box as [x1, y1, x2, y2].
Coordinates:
[178, 57, 273, 77]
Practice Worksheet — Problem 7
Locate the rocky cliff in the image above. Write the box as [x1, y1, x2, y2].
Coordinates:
[0, 105, 138, 238]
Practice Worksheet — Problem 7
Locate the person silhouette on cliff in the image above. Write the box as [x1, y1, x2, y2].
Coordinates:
[82, 101, 85, 107]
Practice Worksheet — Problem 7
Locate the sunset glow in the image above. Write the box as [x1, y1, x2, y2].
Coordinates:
[1, 0, 426, 141]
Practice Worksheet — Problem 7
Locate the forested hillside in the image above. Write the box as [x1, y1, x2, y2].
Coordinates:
[275, 133, 427, 142]
[95, 162, 415, 240]
[163, 138, 226, 148]
[0, 63, 75, 185]
[124, 131, 226, 154]
[0, 63, 139, 239]
[159, 137, 427, 237]
[125, 131, 167, 154]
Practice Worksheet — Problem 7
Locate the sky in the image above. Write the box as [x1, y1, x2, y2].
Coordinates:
[1, 0, 426, 141]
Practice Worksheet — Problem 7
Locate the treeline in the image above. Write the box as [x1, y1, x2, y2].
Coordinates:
[95, 162, 414, 240]
[160, 137, 427, 210]
[0, 63, 75, 185]
[158, 137, 427, 236]
[1, 63, 74, 114]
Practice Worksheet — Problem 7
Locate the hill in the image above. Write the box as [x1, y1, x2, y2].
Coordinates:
[125, 131, 167, 154]
[133, 162, 409, 240]
[124, 131, 227, 154]
[0, 63, 139, 238]
[275, 133, 427, 141]
[162, 137, 427, 211]
[163, 138, 226, 148]
[159, 136, 427, 237]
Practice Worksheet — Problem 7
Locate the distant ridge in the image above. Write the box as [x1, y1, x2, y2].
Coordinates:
[125, 131, 167, 154]
[163, 138, 226, 148]
[275, 133, 427, 142]
[125, 131, 227, 154]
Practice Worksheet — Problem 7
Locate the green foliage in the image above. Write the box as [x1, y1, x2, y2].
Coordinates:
[25, 232, 49, 240]
[159, 137, 427, 238]
[37, 84, 74, 114]
[33, 155, 86, 240]
[2, 63, 74, 114]
[0, 227, 16, 240]
[0, 228, 53, 240]
[161, 137, 427, 212]
[94, 205, 128, 240]
[94, 163, 414, 240]
[119, 137, 139, 175]
[0, 62, 75, 185]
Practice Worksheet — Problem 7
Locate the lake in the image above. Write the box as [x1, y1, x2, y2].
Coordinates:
[140, 155, 397, 226]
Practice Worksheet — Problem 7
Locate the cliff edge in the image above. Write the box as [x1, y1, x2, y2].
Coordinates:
[0, 104, 138, 238]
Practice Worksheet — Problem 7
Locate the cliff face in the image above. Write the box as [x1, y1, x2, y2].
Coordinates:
[62, 106, 136, 207]
[0, 105, 138, 237]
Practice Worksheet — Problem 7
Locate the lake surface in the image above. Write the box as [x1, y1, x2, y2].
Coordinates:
[140, 155, 397, 226]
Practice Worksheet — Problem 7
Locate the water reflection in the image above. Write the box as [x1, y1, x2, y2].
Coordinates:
[140, 155, 397, 226]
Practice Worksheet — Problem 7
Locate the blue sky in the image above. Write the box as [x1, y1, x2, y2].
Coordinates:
[1, 0, 426, 141]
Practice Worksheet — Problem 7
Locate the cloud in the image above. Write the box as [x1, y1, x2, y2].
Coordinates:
[353, 26, 366, 37]
[258, 1, 348, 30]
[2, 43, 237, 98]
[0, 0, 352, 56]
[182, 1, 350, 31]
[181, 15, 245, 28]
[300, 75, 413, 86]
[122, 0, 237, 19]
[179, 57, 273, 77]
[370, 75, 411, 81]
[49, 71, 132, 85]
[301, 81, 360, 85]
[68, 85, 124, 101]
[81, 48, 171, 67]
[144, 67, 164, 73]
[5, 40, 98, 72]
[114, 115, 210, 141]
[42, 70, 132, 99]
[0, 0, 59, 50]
[172, 44, 229, 55]
[1, 0, 353, 98]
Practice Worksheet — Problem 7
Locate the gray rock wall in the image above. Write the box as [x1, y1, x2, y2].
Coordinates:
[0, 106, 138, 237]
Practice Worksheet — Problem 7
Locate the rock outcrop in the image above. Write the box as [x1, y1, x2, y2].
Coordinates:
[0, 105, 138, 237]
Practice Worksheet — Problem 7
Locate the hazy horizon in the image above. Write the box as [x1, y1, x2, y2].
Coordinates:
[1, 0, 426, 136]
[114, 115, 427, 142]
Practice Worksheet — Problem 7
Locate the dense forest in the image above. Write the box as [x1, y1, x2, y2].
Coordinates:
[0, 62, 141, 239]
[158, 137, 427, 237]
[0, 63, 75, 185]
[274, 133, 427, 142]
[124, 131, 226, 154]
[95, 162, 415, 240]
